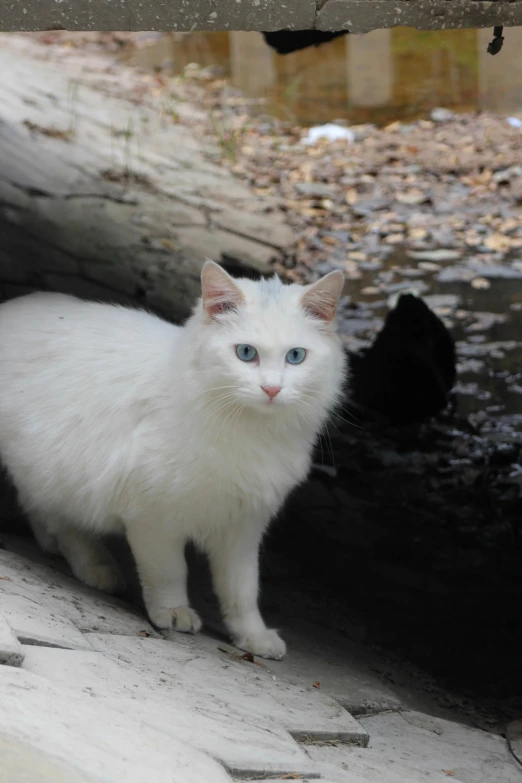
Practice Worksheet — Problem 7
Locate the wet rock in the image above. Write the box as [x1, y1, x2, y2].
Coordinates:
[295, 182, 337, 199]
[430, 108, 455, 123]
[492, 166, 522, 184]
[408, 249, 461, 262]
[470, 264, 522, 279]
[437, 266, 475, 282]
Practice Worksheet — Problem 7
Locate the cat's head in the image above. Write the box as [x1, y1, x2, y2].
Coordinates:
[189, 261, 345, 420]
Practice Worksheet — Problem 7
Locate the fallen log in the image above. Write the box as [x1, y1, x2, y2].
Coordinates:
[0, 35, 295, 321]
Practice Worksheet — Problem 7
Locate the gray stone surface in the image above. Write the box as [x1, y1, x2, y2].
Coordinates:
[0, 0, 316, 32]
[0, 666, 232, 783]
[0, 611, 24, 665]
[306, 743, 455, 783]
[1, 0, 522, 33]
[318, 0, 522, 34]
[0, 733, 105, 783]
[1, 593, 92, 651]
[0, 548, 157, 640]
[353, 710, 522, 783]
[87, 633, 368, 745]
[0, 533, 519, 783]
[22, 642, 320, 777]
[268, 624, 403, 718]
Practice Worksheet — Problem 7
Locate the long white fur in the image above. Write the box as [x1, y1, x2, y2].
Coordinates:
[0, 262, 345, 659]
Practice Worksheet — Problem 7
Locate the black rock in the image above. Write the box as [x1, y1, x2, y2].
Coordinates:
[348, 293, 456, 425]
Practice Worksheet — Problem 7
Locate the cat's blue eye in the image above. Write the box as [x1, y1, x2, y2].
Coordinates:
[236, 344, 258, 362]
[286, 347, 307, 365]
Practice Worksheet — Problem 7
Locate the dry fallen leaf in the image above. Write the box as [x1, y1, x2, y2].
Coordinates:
[409, 227, 429, 241]
[484, 233, 512, 252]
[312, 681, 321, 689]
[384, 233, 405, 245]
[442, 771, 455, 777]
[281, 775, 302, 780]
[471, 277, 491, 290]
[138, 630, 150, 638]
[242, 652, 255, 663]
[345, 188, 358, 205]
[0, 576, 12, 581]
[395, 188, 427, 205]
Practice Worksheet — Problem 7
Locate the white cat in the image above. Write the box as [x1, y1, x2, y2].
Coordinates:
[0, 261, 345, 659]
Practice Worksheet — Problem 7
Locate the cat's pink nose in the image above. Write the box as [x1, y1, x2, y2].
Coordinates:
[261, 385, 282, 400]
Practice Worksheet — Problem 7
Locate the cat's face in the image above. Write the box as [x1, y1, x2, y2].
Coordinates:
[191, 262, 345, 419]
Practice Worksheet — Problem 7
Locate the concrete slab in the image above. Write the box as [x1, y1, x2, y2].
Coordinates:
[22, 643, 320, 778]
[0, 0, 317, 33]
[317, 0, 522, 35]
[88, 632, 367, 744]
[305, 743, 454, 783]
[356, 710, 521, 783]
[2, 593, 93, 651]
[269, 624, 402, 718]
[0, 666, 232, 783]
[0, 548, 157, 638]
[1, 0, 522, 33]
[0, 611, 24, 665]
[0, 733, 105, 783]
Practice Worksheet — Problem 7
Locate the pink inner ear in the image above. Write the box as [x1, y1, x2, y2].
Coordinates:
[203, 280, 244, 319]
[302, 270, 344, 323]
[206, 295, 237, 318]
[302, 290, 337, 322]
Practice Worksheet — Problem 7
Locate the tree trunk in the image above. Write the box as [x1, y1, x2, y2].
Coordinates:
[0, 35, 295, 321]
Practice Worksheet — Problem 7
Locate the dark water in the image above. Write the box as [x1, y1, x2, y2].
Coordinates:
[339, 247, 522, 423]
[124, 29, 522, 125]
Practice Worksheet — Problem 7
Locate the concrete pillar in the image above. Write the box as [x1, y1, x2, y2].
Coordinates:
[346, 30, 393, 108]
[229, 32, 275, 95]
[478, 27, 522, 113]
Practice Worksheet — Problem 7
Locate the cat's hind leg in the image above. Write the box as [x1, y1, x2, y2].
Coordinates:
[26, 511, 60, 555]
[24, 501, 122, 593]
[126, 525, 201, 634]
[54, 524, 123, 594]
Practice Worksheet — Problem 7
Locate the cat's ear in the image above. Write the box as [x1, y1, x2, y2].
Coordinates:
[201, 260, 244, 320]
[301, 270, 344, 323]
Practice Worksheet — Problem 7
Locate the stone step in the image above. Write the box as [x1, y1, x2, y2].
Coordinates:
[0, 611, 24, 666]
[0, 548, 157, 645]
[0, 666, 231, 783]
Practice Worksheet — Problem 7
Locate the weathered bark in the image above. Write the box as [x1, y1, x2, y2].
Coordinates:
[0, 36, 295, 321]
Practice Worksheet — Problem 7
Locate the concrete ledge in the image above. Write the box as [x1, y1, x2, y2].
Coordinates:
[0, 1, 316, 33]
[1, 0, 522, 33]
[318, 0, 522, 34]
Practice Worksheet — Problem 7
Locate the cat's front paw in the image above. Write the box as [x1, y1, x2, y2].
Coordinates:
[149, 605, 202, 634]
[234, 629, 286, 660]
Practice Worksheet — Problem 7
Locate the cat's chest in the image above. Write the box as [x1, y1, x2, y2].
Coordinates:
[183, 428, 312, 511]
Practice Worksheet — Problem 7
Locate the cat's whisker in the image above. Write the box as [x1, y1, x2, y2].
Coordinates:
[322, 421, 336, 468]
[231, 403, 245, 441]
[200, 398, 239, 430]
[214, 400, 243, 442]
